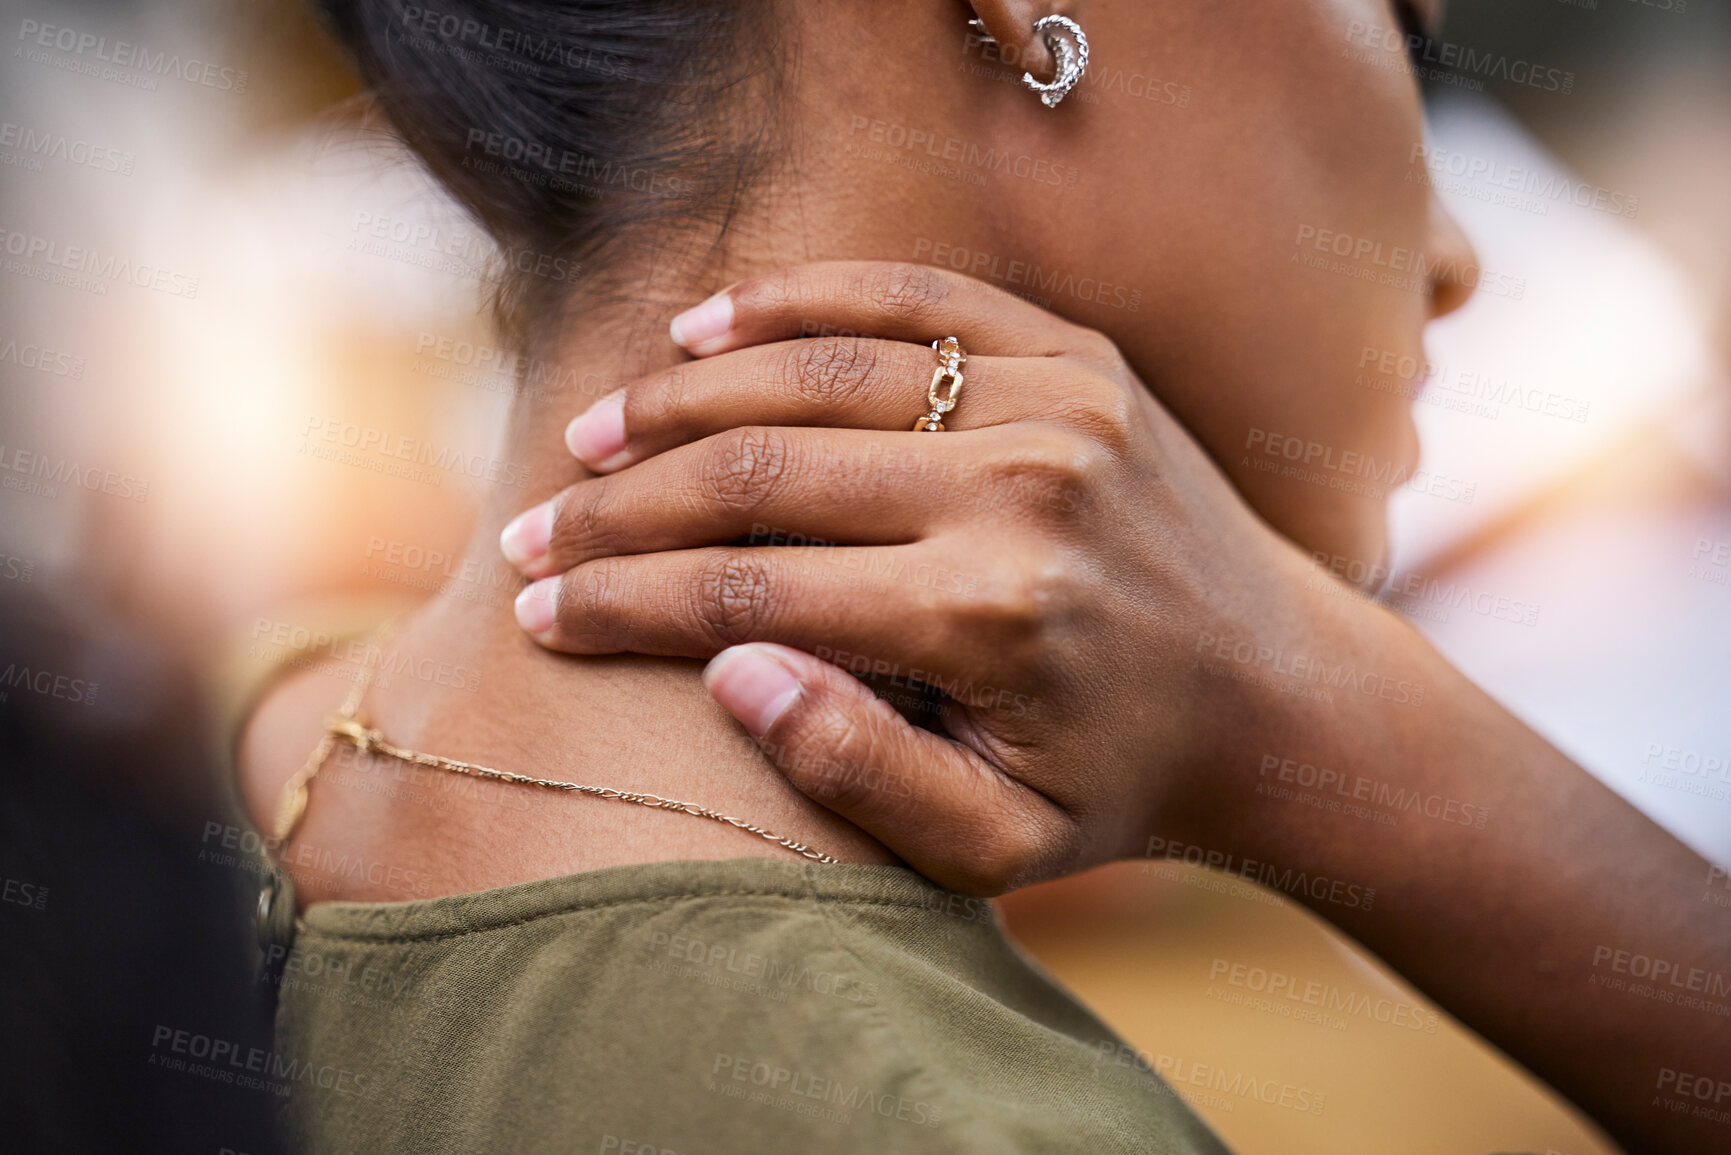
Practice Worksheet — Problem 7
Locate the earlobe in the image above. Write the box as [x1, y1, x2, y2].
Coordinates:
[967, 0, 1057, 83]
[966, 2, 1091, 109]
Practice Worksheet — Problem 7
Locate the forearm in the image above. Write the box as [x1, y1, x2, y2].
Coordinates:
[1185, 592, 1731, 1152]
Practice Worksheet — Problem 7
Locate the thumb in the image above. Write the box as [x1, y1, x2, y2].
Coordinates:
[702, 643, 1069, 895]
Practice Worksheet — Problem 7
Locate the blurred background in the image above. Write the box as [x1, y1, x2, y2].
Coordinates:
[1, 0, 1727, 1151]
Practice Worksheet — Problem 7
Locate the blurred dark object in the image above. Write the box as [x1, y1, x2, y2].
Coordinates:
[0, 582, 283, 1155]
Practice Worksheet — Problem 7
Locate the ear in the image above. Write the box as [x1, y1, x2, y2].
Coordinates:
[967, 0, 1060, 82]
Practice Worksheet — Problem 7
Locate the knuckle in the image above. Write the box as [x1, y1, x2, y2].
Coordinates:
[562, 564, 625, 646]
[1070, 325, 1121, 364]
[1044, 322, 1126, 373]
[550, 482, 618, 561]
[631, 364, 694, 436]
[859, 263, 949, 326]
[736, 267, 813, 318]
[700, 427, 793, 514]
[951, 545, 1077, 660]
[782, 709, 886, 807]
[691, 553, 777, 646]
[980, 428, 1098, 518]
[784, 337, 881, 407]
[956, 820, 1046, 897]
[984, 812, 1082, 892]
[1053, 375, 1136, 453]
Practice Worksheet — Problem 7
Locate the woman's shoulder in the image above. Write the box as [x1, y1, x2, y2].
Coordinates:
[235, 663, 351, 844]
[274, 858, 1231, 1155]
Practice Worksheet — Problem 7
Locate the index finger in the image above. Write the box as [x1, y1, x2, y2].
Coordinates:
[667, 260, 1088, 360]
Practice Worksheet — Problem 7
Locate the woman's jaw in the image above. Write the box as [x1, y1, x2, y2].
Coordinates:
[478, 0, 1477, 586]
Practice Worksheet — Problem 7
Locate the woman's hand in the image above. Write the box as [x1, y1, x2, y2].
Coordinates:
[498, 261, 1324, 893]
[496, 263, 1731, 1153]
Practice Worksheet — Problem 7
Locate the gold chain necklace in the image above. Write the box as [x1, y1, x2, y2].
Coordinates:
[270, 627, 836, 864]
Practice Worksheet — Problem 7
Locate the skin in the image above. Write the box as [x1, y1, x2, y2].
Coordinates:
[238, 0, 1730, 1150]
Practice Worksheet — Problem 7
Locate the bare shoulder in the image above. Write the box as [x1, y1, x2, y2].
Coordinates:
[236, 660, 474, 908]
[235, 665, 352, 842]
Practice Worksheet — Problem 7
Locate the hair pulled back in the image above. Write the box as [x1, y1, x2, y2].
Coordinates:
[316, 0, 780, 343]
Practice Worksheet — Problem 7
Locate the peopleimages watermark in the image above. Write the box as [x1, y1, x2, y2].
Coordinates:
[298, 414, 532, 490]
[747, 524, 983, 599]
[0, 552, 35, 583]
[1092, 1041, 1327, 1117]
[0, 660, 99, 707]
[1143, 836, 1376, 912]
[318, 738, 543, 819]
[0, 119, 135, 177]
[1205, 956, 1440, 1034]
[1637, 740, 1731, 805]
[960, 27, 1193, 110]
[912, 236, 1142, 312]
[846, 115, 1078, 191]
[1559, 0, 1689, 16]
[708, 1053, 943, 1128]
[1294, 224, 1526, 301]
[599, 1137, 697, 1155]
[245, 617, 482, 694]
[461, 129, 690, 202]
[1307, 550, 1542, 630]
[1689, 538, 1730, 591]
[361, 534, 516, 610]
[1256, 753, 1491, 830]
[411, 330, 606, 404]
[0, 226, 200, 298]
[259, 941, 451, 1011]
[0, 335, 85, 379]
[645, 930, 880, 1007]
[1410, 144, 1638, 220]
[148, 1025, 375, 1099]
[0, 442, 149, 502]
[1653, 1066, 1731, 1128]
[1704, 866, 1731, 914]
[1245, 427, 1478, 506]
[16, 19, 249, 95]
[807, 642, 1031, 720]
[1588, 944, 1731, 1018]
[1196, 629, 1427, 709]
[395, 5, 629, 80]
[1343, 20, 1576, 96]
[1356, 345, 1590, 426]
[2, 873, 49, 911]
[346, 209, 583, 285]
[199, 820, 437, 899]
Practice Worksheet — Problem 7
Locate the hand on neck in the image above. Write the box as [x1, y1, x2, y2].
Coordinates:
[243, 2, 1098, 899]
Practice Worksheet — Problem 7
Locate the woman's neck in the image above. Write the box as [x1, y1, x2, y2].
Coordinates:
[245, 19, 1052, 896]
[242, 301, 895, 907]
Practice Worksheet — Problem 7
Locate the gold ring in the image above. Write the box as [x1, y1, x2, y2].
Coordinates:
[913, 336, 967, 432]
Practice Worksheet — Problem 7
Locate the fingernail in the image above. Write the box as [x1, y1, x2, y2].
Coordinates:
[704, 644, 801, 736]
[514, 577, 560, 634]
[669, 293, 733, 353]
[565, 391, 627, 468]
[499, 502, 553, 567]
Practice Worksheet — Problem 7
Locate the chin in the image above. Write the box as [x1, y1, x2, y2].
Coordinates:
[1292, 499, 1394, 595]
[1341, 514, 1394, 594]
[1352, 529, 1394, 594]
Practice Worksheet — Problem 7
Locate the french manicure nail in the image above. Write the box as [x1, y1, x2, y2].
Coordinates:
[565, 391, 627, 468]
[514, 577, 560, 634]
[669, 293, 733, 352]
[499, 502, 553, 567]
[703, 645, 801, 736]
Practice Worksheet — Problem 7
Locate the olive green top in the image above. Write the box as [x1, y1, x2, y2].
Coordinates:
[267, 856, 1230, 1154]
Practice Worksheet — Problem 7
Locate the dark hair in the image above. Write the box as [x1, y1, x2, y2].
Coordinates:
[315, 0, 780, 347]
